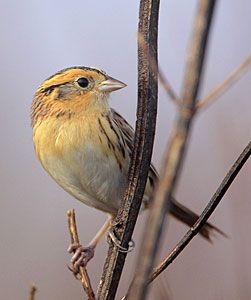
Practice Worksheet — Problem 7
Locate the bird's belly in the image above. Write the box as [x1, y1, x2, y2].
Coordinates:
[40, 142, 127, 214]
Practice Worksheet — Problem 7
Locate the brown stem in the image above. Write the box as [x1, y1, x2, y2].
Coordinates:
[126, 1, 217, 299]
[67, 209, 95, 300]
[97, 1, 159, 299]
[148, 141, 251, 284]
[138, 32, 179, 103]
[28, 285, 37, 300]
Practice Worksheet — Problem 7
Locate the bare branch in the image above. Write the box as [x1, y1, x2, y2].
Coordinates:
[148, 141, 251, 284]
[67, 209, 95, 300]
[97, 1, 159, 299]
[196, 54, 251, 111]
[28, 285, 37, 300]
[138, 33, 179, 103]
[126, 1, 217, 299]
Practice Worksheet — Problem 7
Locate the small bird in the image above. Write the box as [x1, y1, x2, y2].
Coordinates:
[31, 66, 222, 269]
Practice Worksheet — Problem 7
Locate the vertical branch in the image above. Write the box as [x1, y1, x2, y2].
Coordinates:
[67, 209, 95, 300]
[97, 0, 159, 299]
[28, 285, 37, 300]
[126, 1, 217, 299]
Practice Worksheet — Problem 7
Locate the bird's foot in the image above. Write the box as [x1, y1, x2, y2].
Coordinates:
[67, 243, 95, 275]
[108, 228, 135, 253]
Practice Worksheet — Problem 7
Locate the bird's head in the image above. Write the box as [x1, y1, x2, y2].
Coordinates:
[31, 67, 126, 127]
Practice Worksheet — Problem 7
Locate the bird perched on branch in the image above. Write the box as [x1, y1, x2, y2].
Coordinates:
[31, 66, 223, 271]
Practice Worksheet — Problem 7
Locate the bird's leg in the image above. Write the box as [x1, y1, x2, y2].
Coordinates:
[68, 216, 112, 273]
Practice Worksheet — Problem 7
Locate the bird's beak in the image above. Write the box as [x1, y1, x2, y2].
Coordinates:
[97, 76, 127, 92]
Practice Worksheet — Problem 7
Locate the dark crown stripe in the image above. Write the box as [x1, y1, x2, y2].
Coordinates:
[45, 66, 107, 82]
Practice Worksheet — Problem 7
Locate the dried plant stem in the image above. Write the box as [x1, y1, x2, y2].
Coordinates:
[126, 1, 217, 299]
[28, 285, 37, 300]
[138, 33, 179, 103]
[67, 209, 95, 300]
[148, 141, 251, 284]
[196, 54, 251, 111]
[97, 1, 159, 299]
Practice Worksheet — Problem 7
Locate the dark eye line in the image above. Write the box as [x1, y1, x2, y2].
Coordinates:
[42, 82, 69, 95]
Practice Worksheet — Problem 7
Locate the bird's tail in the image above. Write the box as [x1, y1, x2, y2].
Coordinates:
[170, 198, 226, 242]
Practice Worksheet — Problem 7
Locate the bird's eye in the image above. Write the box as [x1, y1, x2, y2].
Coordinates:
[77, 77, 89, 88]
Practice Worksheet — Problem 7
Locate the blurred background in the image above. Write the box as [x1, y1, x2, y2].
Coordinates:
[0, 0, 251, 299]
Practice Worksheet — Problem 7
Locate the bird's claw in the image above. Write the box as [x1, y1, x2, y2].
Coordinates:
[67, 243, 95, 274]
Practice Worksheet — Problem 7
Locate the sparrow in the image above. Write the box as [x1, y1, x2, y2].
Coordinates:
[31, 66, 223, 269]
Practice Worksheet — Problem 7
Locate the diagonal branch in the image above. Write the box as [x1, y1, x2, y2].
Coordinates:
[196, 54, 251, 111]
[126, 1, 217, 299]
[67, 209, 95, 300]
[97, 1, 159, 299]
[148, 141, 251, 284]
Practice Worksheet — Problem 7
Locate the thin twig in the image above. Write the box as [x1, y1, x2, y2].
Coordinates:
[67, 209, 95, 300]
[126, 1, 217, 299]
[97, 1, 159, 299]
[138, 33, 179, 103]
[196, 54, 251, 111]
[28, 285, 37, 300]
[148, 141, 251, 284]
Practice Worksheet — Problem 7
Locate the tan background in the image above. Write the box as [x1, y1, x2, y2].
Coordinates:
[0, 0, 251, 299]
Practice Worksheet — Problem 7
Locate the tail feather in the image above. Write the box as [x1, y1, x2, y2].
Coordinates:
[170, 198, 227, 241]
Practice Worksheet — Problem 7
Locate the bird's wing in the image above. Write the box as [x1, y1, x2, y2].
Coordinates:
[111, 108, 158, 200]
[111, 108, 225, 241]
